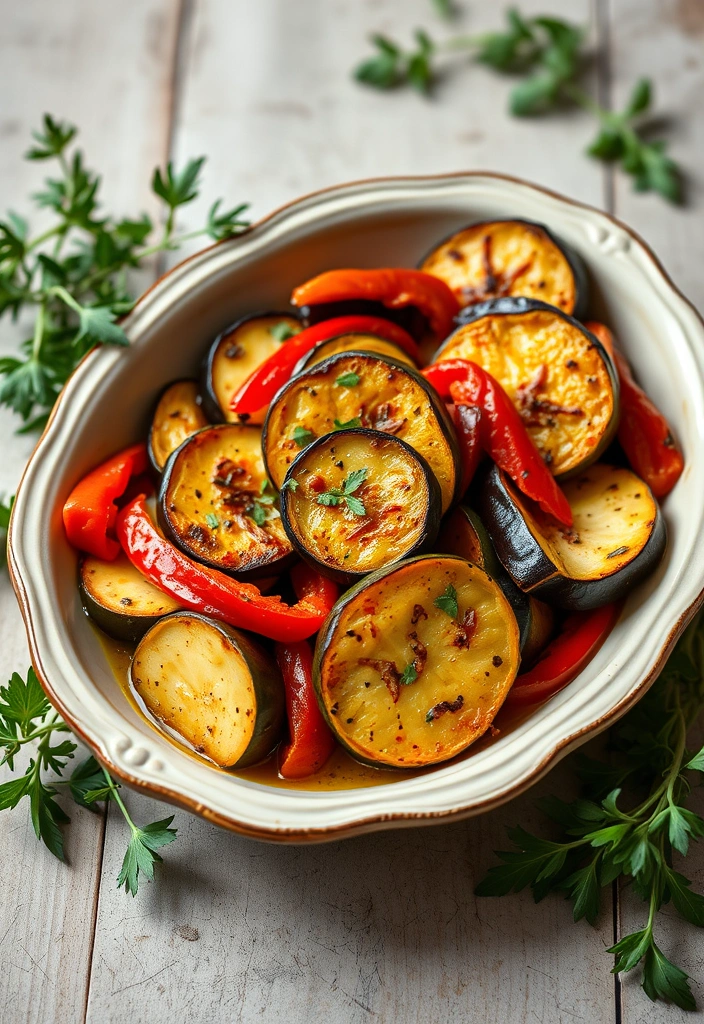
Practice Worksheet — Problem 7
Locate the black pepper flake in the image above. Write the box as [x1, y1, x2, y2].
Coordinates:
[492, 655, 503, 667]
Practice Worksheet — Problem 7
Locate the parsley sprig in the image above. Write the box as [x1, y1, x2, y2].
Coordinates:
[0, 667, 177, 894]
[247, 479, 278, 527]
[0, 115, 250, 432]
[353, 9, 682, 202]
[476, 612, 704, 1010]
[317, 467, 368, 516]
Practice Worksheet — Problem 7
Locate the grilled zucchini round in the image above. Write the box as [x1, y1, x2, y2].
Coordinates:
[79, 552, 181, 642]
[438, 505, 554, 665]
[292, 332, 416, 375]
[420, 218, 588, 317]
[158, 424, 294, 579]
[434, 297, 619, 478]
[313, 555, 520, 768]
[130, 612, 285, 768]
[201, 312, 301, 425]
[148, 380, 209, 474]
[263, 351, 460, 513]
[280, 428, 442, 583]
[478, 463, 667, 610]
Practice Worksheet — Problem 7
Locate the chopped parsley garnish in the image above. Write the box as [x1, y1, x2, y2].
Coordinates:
[334, 417, 363, 430]
[316, 467, 368, 516]
[269, 321, 300, 341]
[280, 477, 299, 493]
[204, 513, 219, 529]
[434, 583, 458, 619]
[247, 480, 276, 526]
[335, 372, 361, 387]
[292, 426, 315, 447]
[399, 663, 418, 686]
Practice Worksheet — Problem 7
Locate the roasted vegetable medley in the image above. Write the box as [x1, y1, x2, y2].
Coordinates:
[62, 218, 683, 778]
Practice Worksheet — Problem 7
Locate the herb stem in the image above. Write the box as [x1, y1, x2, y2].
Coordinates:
[32, 301, 46, 362]
[101, 766, 137, 833]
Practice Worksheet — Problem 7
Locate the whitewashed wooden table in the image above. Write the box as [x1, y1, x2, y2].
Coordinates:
[1, 1, 703, 1021]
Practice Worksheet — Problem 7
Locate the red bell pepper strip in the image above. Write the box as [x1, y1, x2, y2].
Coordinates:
[585, 321, 684, 499]
[275, 640, 336, 779]
[116, 496, 339, 642]
[505, 602, 621, 707]
[447, 402, 483, 495]
[424, 360, 573, 527]
[63, 443, 149, 561]
[290, 269, 460, 343]
[230, 315, 420, 415]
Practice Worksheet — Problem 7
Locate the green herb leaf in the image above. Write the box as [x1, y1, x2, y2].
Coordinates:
[269, 321, 300, 342]
[335, 371, 361, 387]
[0, 669, 50, 733]
[355, 35, 404, 90]
[344, 495, 366, 517]
[117, 816, 178, 896]
[432, 0, 454, 19]
[334, 417, 363, 430]
[316, 492, 342, 508]
[292, 426, 315, 447]
[205, 513, 220, 529]
[152, 158, 205, 210]
[205, 199, 250, 241]
[25, 115, 77, 160]
[399, 663, 418, 686]
[342, 468, 368, 494]
[249, 503, 267, 527]
[434, 583, 458, 619]
[280, 477, 299, 493]
[642, 940, 695, 1011]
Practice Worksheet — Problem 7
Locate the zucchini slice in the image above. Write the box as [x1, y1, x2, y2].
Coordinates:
[280, 427, 442, 583]
[148, 380, 209, 474]
[478, 463, 667, 610]
[130, 612, 285, 768]
[313, 555, 520, 768]
[263, 351, 460, 513]
[201, 312, 302, 425]
[420, 219, 587, 317]
[293, 332, 416, 375]
[79, 552, 181, 642]
[158, 424, 294, 579]
[434, 297, 619, 478]
[438, 504, 554, 664]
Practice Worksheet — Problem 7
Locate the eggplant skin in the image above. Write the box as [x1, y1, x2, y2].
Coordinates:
[130, 612, 284, 769]
[312, 554, 520, 769]
[148, 379, 209, 475]
[79, 553, 181, 642]
[478, 463, 667, 611]
[200, 311, 302, 425]
[280, 428, 443, 584]
[159, 423, 295, 580]
[420, 218, 588, 319]
[292, 332, 416, 376]
[298, 299, 428, 343]
[262, 350, 461, 513]
[437, 296, 619, 479]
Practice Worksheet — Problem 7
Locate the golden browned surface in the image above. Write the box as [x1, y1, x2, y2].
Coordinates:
[421, 220, 577, 312]
[211, 314, 301, 424]
[162, 424, 292, 574]
[81, 553, 181, 616]
[265, 353, 457, 511]
[150, 381, 208, 471]
[131, 614, 256, 767]
[436, 309, 615, 476]
[302, 332, 415, 370]
[317, 557, 519, 767]
[284, 431, 433, 574]
[509, 463, 659, 581]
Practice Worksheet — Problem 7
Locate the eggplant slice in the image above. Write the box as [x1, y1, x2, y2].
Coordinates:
[281, 428, 442, 583]
[263, 351, 460, 513]
[201, 312, 301, 424]
[435, 297, 618, 478]
[420, 219, 588, 317]
[159, 424, 294, 579]
[149, 380, 209, 474]
[80, 552, 181, 642]
[313, 555, 520, 768]
[293, 332, 416, 375]
[130, 612, 285, 768]
[438, 504, 554, 665]
[478, 463, 666, 610]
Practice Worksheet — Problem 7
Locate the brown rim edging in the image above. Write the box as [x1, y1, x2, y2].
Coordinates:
[8, 171, 704, 843]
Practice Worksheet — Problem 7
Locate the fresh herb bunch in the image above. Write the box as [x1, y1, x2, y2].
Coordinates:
[477, 611, 704, 1010]
[0, 667, 177, 895]
[353, 7, 682, 203]
[0, 115, 250, 433]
